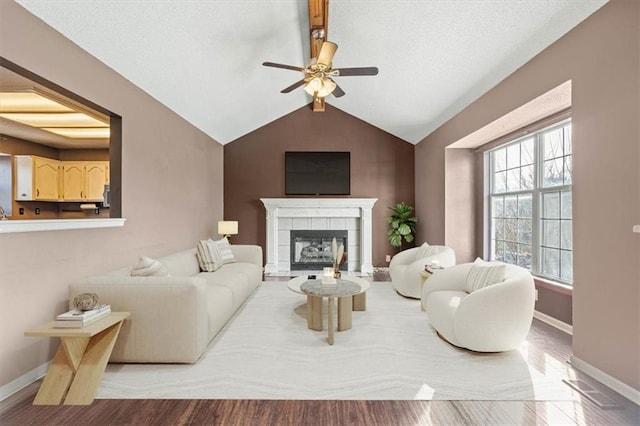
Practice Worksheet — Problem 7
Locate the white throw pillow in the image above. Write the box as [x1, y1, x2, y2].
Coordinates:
[196, 239, 220, 272]
[131, 256, 169, 277]
[466, 258, 506, 293]
[415, 242, 430, 260]
[415, 242, 439, 261]
[212, 237, 236, 265]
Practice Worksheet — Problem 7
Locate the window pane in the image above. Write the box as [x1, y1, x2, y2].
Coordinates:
[544, 128, 563, 160]
[543, 219, 560, 248]
[493, 148, 506, 172]
[504, 219, 518, 242]
[561, 191, 572, 219]
[492, 196, 504, 218]
[493, 218, 505, 240]
[494, 240, 504, 262]
[564, 125, 572, 154]
[542, 247, 560, 278]
[561, 250, 573, 281]
[494, 171, 506, 193]
[521, 138, 534, 165]
[517, 244, 532, 269]
[504, 242, 518, 264]
[507, 168, 520, 192]
[518, 219, 532, 245]
[543, 192, 560, 219]
[518, 194, 532, 218]
[507, 144, 520, 169]
[543, 158, 564, 187]
[521, 165, 534, 190]
[505, 196, 518, 218]
[564, 155, 572, 185]
[561, 220, 572, 250]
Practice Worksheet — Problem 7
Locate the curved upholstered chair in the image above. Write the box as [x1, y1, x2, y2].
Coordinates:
[389, 243, 456, 298]
[423, 260, 535, 352]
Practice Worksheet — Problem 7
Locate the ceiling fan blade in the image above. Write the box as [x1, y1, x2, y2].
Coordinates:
[280, 79, 306, 93]
[263, 62, 305, 72]
[331, 81, 345, 98]
[334, 67, 379, 76]
[317, 41, 338, 66]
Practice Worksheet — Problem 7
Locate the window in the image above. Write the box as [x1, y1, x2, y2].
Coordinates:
[488, 120, 572, 284]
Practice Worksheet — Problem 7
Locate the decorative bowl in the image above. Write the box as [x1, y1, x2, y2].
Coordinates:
[73, 293, 99, 311]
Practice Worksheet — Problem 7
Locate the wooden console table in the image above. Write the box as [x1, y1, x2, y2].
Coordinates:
[24, 312, 130, 405]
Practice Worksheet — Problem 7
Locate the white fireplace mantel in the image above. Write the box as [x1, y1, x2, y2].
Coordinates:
[260, 198, 377, 274]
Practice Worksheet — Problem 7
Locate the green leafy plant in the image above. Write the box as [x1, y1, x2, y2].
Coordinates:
[387, 202, 417, 248]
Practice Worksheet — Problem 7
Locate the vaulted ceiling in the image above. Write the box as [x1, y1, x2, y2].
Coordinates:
[15, 0, 606, 145]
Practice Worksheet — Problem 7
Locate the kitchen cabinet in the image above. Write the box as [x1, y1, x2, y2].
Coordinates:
[61, 161, 108, 201]
[15, 156, 109, 202]
[14, 155, 61, 201]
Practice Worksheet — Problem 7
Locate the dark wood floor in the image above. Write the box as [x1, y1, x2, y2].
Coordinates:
[2, 273, 638, 425]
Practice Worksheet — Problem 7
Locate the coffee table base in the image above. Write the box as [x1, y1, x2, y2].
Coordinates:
[306, 295, 355, 345]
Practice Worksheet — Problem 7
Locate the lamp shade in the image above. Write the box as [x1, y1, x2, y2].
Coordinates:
[218, 220, 238, 236]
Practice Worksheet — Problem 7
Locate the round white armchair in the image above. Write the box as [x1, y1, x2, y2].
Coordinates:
[423, 261, 535, 352]
[389, 243, 456, 298]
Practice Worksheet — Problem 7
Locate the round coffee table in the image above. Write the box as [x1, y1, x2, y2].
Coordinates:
[288, 275, 370, 345]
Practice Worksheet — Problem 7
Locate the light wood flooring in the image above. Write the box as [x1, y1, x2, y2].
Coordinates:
[1, 272, 638, 425]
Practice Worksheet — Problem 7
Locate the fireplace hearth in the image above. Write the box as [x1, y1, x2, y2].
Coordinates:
[290, 230, 348, 271]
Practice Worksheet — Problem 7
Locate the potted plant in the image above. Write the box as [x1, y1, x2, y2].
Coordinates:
[387, 202, 417, 249]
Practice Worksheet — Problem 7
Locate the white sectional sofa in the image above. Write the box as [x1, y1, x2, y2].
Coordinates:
[70, 245, 263, 363]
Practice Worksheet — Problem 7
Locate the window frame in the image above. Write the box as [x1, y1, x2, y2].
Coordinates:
[487, 118, 573, 285]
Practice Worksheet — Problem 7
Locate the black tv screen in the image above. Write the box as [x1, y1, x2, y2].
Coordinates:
[285, 151, 350, 195]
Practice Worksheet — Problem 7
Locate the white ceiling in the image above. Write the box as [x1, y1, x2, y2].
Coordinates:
[15, 0, 606, 145]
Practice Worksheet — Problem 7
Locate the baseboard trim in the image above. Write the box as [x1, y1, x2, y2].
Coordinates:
[0, 361, 49, 402]
[569, 355, 640, 405]
[533, 310, 573, 335]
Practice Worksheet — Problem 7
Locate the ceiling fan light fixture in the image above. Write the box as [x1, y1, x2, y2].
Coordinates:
[303, 76, 336, 98]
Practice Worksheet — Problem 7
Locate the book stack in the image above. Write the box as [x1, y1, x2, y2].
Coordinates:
[54, 304, 111, 328]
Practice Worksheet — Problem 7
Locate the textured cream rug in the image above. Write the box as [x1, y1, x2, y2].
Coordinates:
[97, 282, 576, 400]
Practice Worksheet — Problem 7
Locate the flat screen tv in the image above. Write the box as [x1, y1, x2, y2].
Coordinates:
[285, 151, 350, 195]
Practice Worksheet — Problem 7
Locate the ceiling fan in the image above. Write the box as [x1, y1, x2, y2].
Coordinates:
[263, 40, 378, 99]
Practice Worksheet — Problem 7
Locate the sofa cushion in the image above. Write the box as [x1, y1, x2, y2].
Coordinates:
[466, 258, 506, 293]
[160, 249, 202, 276]
[131, 256, 169, 277]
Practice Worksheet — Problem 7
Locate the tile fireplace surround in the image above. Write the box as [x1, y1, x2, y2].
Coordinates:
[260, 198, 377, 274]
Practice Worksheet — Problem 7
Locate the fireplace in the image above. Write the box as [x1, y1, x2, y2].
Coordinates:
[261, 198, 377, 273]
[290, 230, 348, 271]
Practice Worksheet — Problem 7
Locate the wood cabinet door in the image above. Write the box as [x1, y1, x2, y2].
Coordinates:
[33, 157, 60, 200]
[62, 162, 85, 201]
[85, 162, 107, 200]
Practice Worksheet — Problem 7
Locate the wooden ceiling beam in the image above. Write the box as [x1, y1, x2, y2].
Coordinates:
[309, 0, 329, 112]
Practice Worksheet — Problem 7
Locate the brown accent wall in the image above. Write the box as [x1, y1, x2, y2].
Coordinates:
[0, 2, 224, 387]
[224, 104, 415, 266]
[415, 0, 639, 390]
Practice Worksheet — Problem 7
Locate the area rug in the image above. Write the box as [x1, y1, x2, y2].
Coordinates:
[96, 282, 576, 400]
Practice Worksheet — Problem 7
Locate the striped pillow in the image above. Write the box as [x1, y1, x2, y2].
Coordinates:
[415, 242, 439, 261]
[466, 258, 506, 293]
[131, 256, 169, 277]
[212, 237, 236, 265]
[415, 242, 430, 260]
[196, 239, 220, 272]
